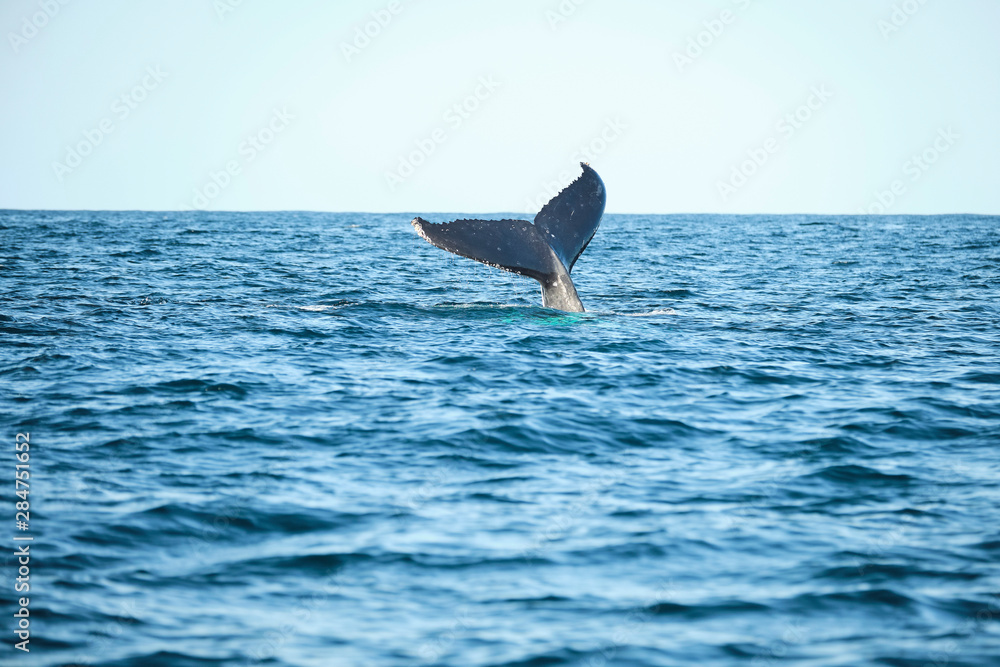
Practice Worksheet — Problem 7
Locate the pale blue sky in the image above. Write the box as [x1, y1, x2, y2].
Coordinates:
[2, 0, 998, 214]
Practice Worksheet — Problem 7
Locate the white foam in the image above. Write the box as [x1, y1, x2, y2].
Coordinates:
[618, 308, 678, 317]
[265, 304, 348, 312]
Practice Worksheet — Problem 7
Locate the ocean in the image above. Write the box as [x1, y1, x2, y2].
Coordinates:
[1, 210, 998, 666]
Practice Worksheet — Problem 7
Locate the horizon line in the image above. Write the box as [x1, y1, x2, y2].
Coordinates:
[2, 208, 997, 218]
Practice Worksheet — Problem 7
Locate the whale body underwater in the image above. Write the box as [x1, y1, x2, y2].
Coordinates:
[412, 163, 606, 313]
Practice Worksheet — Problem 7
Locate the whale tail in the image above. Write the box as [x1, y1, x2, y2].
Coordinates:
[411, 163, 606, 312]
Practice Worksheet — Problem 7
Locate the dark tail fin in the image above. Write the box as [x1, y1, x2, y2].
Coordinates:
[533, 163, 606, 271]
[410, 164, 606, 312]
[411, 217, 562, 283]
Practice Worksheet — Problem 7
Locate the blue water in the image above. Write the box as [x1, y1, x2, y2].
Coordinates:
[2, 210, 999, 667]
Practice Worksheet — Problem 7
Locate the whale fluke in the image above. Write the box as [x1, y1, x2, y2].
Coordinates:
[412, 163, 606, 312]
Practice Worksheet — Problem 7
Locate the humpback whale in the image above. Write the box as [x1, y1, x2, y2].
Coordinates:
[412, 163, 606, 312]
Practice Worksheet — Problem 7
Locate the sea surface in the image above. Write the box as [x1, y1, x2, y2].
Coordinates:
[1, 210, 999, 667]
